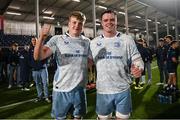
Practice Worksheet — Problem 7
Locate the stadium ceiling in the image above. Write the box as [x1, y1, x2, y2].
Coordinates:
[0, 0, 180, 33]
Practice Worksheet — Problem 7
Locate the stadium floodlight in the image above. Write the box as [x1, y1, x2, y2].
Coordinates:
[134, 29, 139, 31]
[97, 5, 107, 10]
[135, 15, 141, 19]
[43, 10, 53, 14]
[96, 19, 100, 22]
[8, 6, 20, 9]
[172, 26, 175, 30]
[72, 0, 80, 2]
[6, 12, 21, 15]
[96, 23, 101, 26]
[147, 19, 152, 22]
[43, 16, 55, 20]
[118, 11, 125, 15]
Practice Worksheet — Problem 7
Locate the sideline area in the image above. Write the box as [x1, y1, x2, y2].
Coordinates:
[0, 63, 180, 119]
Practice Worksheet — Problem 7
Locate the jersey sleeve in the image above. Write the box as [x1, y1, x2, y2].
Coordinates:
[45, 36, 58, 54]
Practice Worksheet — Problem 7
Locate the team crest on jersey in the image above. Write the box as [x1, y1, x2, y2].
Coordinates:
[97, 42, 102, 46]
[107, 51, 111, 55]
[114, 42, 120, 47]
[76, 50, 80, 53]
[64, 41, 69, 44]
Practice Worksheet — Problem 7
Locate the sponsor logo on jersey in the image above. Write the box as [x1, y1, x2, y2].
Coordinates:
[114, 42, 120, 47]
[97, 55, 123, 59]
[64, 54, 87, 58]
[76, 50, 80, 53]
[64, 41, 69, 44]
[97, 42, 102, 46]
[97, 51, 123, 59]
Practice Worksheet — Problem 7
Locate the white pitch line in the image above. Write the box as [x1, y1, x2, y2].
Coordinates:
[0, 98, 36, 109]
[152, 66, 158, 69]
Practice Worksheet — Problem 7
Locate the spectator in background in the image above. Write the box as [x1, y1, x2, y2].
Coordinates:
[29, 37, 50, 102]
[134, 39, 147, 89]
[156, 38, 166, 85]
[163, 35, 173, 84]
[8, 43, 21, 89]
[143, 41, 153, 84]
[19, 45, 30, 91]
[167, 40, 179, 89]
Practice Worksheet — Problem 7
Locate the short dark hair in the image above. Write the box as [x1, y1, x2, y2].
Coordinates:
[170, 40, 178, 46]
[165, 35, 173, 41]
[101, 10, 117, 19]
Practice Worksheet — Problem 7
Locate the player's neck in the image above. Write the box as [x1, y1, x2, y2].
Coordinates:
[67, 32, 80, 38]
[103, 31, 116, 38]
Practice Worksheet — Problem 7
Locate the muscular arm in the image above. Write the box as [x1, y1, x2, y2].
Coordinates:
[34, 24, 53, 60]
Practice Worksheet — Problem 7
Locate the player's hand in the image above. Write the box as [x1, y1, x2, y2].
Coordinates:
[130, 64, 142, 78]
[40, 24, 51, 40]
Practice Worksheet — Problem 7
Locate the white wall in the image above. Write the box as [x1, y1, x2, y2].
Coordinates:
[3, 20, 94, 37]
[4, 20, 36, 35]
[3, 20, 153, 40]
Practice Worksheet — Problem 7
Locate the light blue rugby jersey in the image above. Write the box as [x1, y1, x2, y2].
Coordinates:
[90, 32, 143, 94]
[45, 33, 91, 92]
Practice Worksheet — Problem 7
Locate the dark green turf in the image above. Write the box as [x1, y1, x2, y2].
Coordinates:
[0, 61, 180, 119]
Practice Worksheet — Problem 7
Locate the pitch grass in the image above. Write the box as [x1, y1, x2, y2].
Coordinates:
[0, 61, 180, 119]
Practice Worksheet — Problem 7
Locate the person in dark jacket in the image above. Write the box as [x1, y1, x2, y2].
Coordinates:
[8, 43, 21, 88]
[156, 38, 167, 85]
[143, 41, 153, 84]
[134, 39, 147, 89]
[29, 37, 50, 102]
[19, 45, 30, 91]
[163, 35, 173, 84]
[167, 40, 179, 88]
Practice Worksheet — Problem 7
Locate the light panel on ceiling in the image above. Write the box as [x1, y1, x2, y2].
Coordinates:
[6, 12, 22, 16]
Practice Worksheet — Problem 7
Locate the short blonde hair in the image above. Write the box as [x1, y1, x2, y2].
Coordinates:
[69, 11, 86, 23]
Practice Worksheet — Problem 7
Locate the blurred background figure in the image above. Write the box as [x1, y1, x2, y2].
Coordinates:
[19, 45, 30, 91]
[8, 43, 21, 89]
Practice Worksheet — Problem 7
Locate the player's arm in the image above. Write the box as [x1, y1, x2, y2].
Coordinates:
[34, 24, 53, 60]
